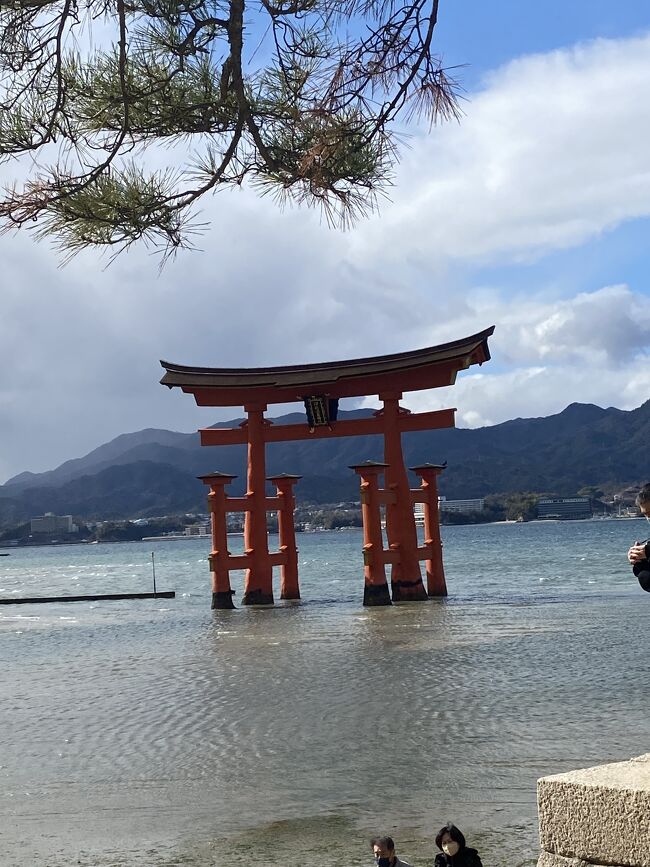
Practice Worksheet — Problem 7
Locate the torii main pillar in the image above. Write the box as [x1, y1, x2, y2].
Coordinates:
[242, 403, 273, 605]
[380, 392, 428, 602]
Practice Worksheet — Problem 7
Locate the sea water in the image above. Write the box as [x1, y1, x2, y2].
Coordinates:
[0, 520, 648, 867]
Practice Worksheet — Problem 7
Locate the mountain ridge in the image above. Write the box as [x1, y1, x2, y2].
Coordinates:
[0, 400, 647, 525]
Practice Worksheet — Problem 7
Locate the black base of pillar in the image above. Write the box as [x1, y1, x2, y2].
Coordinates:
[427, 588, 448, 598]
[363, 583, 392, 606]
[392, 579, 428, 602]
[211, 590, 236, 609]
[280, 591, 301, 600]
[241, 589, 274, 606]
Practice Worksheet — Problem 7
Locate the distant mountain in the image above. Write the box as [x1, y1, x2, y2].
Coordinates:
[3, 428, 199, 490]
[0, 401, 647, 526]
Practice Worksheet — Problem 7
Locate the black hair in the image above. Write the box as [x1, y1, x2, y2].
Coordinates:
[371, 836, 395, 852]
[636, 484, 650, 508]
[435, 823, 466, 851]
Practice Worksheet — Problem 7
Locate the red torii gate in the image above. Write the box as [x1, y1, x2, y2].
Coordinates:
[160, 326, 494, 608]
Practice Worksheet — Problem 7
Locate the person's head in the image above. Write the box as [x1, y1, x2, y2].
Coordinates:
[435, 823, 466, 858]
[371, 836, 396, 866]
[636, 484, 650, 520]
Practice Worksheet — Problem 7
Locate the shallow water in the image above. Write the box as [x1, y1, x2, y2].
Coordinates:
[0, 520, 648, 866]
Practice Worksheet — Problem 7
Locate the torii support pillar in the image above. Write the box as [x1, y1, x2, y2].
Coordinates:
[352, 462, 391, 606]
[268, 473, 301, 600]
[412, 464, 447, 597]
[379, 393, 428, 602]
[242, 403, 274, 605]
[199, 472, 237, 610]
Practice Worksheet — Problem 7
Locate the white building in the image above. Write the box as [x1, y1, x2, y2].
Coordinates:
[184, 524, 211, 536]
[30, 513, 78, 534]
[537, 497, 591, 520]
[413, 498, 484, 525]
[439, 497, 485, 513]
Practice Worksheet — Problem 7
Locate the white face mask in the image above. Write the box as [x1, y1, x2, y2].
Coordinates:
[443, 842, 460, 856]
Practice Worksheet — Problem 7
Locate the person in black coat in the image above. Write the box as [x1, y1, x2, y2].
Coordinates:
[434, 823, 483, 867]
[627, 483, 650, 592]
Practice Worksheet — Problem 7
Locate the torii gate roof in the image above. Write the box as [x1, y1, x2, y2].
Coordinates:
[160, 326, 494, 406]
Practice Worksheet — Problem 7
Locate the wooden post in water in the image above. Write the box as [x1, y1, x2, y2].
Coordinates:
[351, 461, 391, 606]
[411, 463, 447, 597]
[198, 472, 237, 609]
[268, 473, 302, 600]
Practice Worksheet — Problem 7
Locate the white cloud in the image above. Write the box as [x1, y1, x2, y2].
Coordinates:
[394, 285, 650, 426]
[412, 283, 650, 367]
[424, 358, 650, 429]
[402, 357, 649, 428]
[354, 33, 650, 266]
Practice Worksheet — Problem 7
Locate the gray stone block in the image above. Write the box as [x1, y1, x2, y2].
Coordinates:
[537, 850, 628, 867]
[537, 753, 650, 867]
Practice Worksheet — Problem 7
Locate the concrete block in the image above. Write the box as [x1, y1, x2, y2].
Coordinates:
[538, 753, 650, 867]
[537, 850, 627, 867]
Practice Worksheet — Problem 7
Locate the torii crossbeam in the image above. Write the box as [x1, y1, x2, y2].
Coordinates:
[161, 326, 494, 608]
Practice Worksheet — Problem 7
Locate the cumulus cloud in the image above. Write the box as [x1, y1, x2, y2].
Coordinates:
[396, 285, 650, 426]
[412, 284, 650, 368]
[355, 32, 650, 266]
[410, 357, 650, 429]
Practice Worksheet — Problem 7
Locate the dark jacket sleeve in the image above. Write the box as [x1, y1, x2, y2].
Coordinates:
[434, 855, 446, 867]
[633, 562, 650, 591]
[632, 542, 650, 592]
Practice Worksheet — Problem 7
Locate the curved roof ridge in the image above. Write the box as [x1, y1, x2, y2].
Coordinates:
[160, 326, 495, 378]
[159, 326, 495, 405]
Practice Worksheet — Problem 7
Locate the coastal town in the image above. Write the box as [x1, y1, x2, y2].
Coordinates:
[0, 487, 645, 548]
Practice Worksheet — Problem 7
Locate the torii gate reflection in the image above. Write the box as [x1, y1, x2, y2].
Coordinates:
[160, 327, 494, 608]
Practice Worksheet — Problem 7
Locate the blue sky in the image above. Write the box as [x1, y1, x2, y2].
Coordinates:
[437, 0, 650, 85]
[0, 0, 649, 482]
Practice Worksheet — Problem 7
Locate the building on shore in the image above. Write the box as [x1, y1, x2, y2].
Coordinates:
[413, 497, 485, 525]
[142, 523, 212, 541]
[30, 513, 78, 534]
[537, 497, 592, 520]
[183, 524, 211, 537]
[439, 496, 485, 513]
